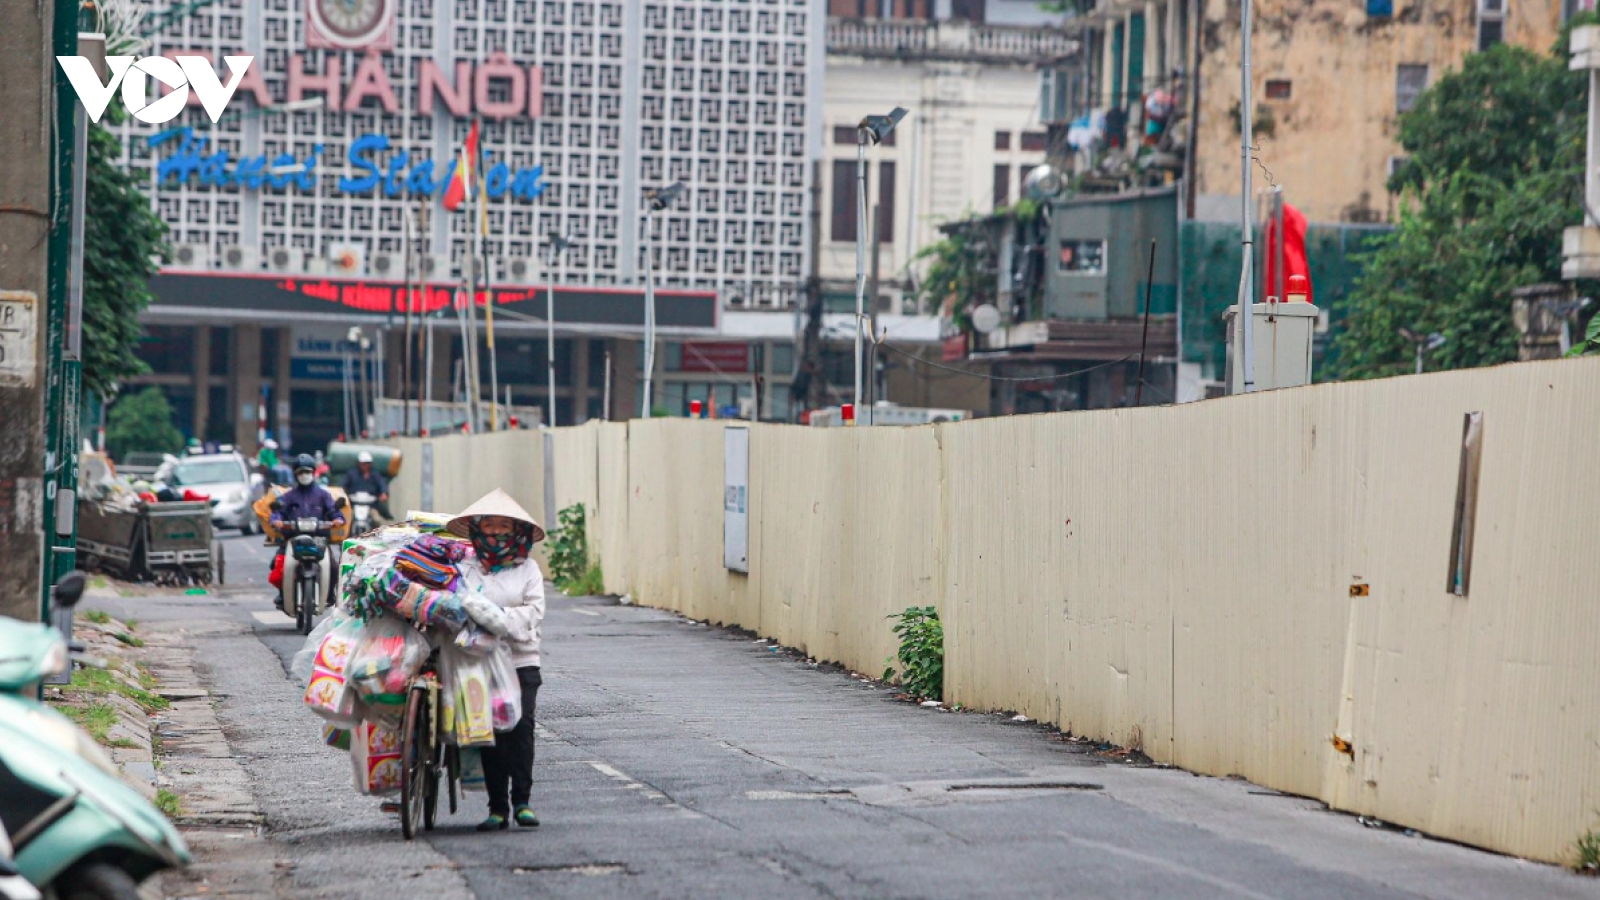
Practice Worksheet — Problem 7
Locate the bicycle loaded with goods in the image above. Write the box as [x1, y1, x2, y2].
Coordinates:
[293, 514, 522, 839]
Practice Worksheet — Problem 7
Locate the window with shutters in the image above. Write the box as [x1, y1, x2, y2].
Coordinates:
[993, 165, 1011, 209]
[1477, 0, 1505, 50]
[1395, 65, 1428, 113]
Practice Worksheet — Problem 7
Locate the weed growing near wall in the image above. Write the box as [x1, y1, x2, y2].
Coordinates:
[884, 606, 943, 701]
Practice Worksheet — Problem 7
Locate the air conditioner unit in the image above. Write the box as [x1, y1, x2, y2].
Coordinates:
[169, 243, 209, 270]
[419, 254, 451, 281]
[219, 244, 257, 270]
[266, 246, 299, 271]
[501, 257, 537, 284]
[328, 244, 365, 276]
[368, 253, 404, 279]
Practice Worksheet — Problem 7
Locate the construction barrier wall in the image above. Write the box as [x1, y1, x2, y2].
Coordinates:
[387, 356, 1600, 865]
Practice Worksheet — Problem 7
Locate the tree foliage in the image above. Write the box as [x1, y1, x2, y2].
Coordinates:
[83, 119, 166, 399]
[1331, 27, 1594, 380]
[105, 386, 183, 461]
[914, 228, 994, 330]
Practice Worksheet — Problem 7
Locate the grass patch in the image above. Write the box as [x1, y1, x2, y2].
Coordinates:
[70, 666, 169, 712]
[559, 563, 606, 598]
[82, 610, 111, 625]
[124, 619, 139, 631]
[60, 702, 137, 748]
[113, 632, 146, 648]
[155, 789, 182, 818]
[1577, 824, 1600, 875]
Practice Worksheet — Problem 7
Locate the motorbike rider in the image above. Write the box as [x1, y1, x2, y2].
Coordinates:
[340, 451, 391, 524]
[268, 454, 344, 607]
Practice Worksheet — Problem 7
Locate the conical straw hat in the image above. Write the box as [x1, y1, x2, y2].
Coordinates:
[445, 488, 545, 542]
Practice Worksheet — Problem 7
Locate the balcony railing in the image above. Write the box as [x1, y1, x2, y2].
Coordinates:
[827, 18, 1077, 64]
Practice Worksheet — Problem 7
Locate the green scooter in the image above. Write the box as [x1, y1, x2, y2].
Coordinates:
[0, 573, 191, 899]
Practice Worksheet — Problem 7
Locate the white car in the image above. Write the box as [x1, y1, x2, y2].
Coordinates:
[156, 452, 265, 535]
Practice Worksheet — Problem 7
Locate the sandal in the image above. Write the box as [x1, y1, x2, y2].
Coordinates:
[476, 814, 508, 832]
[379, 801, 400, 815]
[514, 807, 540, 828]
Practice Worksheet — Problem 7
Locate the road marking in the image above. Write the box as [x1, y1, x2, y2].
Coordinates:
[251, 610, 292, 625]
[585, 761, 702, 819]
[572, 608, 602, 617]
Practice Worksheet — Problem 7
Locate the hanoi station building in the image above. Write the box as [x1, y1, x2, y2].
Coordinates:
[119, 0, 824, 454]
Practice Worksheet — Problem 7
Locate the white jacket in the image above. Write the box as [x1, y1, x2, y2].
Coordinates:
[464, 558, 546, 669]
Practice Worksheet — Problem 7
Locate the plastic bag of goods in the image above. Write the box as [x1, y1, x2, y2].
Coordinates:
[459, 589, 511, 638]
[350, 720, 403, 795]
[291, 614, 344, 687]
[380, 569, 468, 631]
[301, 616, 366, 727]
[438, 644, 495, 747]
[346, 614, 430, 726]
[485, 645, 523, 732]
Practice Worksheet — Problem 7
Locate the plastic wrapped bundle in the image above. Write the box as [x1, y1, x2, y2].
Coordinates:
[376, 569, 468, 631]
[438, 644, 495, 747]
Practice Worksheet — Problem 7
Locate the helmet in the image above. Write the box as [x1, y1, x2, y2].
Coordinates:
[357, 451, 373, 464]
[293, 454, 316, 472]
[263, 439, 279, 450]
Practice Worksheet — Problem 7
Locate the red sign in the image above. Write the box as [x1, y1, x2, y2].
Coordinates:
[680, 342, 749, 373]
[942, 333, 968, 362]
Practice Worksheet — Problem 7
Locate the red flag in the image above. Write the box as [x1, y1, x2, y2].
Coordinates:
[1264, 201, 1313, 304]
[441, 120, 479, 212]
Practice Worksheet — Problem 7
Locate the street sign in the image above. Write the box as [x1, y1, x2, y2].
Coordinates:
[0, 291, 38, 387]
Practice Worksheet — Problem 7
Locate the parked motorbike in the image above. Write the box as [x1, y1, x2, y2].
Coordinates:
[0, 819, 41, 900]
[279, 518, 336, 635]
[0, 572, 190, 899]
[348, 491, 377, 534]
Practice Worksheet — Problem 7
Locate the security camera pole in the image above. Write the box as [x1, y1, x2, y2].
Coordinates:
[854, 108, 907, 411]
[544, 234, 574, 427]
[642, 182, 686, 418]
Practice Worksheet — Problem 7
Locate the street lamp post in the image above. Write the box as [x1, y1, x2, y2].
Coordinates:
[1398, 327, 1446, 375]
[854, 108, 907, 412]
[642, 182, 686, 419]
[545, 234, 574, 427]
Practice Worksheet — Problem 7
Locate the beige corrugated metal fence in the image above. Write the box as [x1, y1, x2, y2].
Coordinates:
[386, 357, 1600, 864]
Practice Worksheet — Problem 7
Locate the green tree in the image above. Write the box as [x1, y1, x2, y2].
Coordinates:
[105, 386, 183, 461]
[1332, 26, 1594, 380]
[83, 119, 167, 399]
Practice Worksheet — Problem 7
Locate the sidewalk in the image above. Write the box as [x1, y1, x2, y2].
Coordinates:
[78, 570, 1600, 900]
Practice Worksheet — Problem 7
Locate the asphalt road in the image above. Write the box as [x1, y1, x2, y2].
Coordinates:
[84, 533, 1600, 900]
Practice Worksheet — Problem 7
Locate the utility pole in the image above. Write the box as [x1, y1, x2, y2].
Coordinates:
[0, 0, 81, 622]
[1234, 0, 1257, 394]
[795, 159, 827, 418]
[544, 235, 573, 427]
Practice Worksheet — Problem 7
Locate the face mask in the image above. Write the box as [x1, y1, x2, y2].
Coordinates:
[296, 473, 314, 486]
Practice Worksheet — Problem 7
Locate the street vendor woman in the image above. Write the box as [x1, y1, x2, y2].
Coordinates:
[447, 489, 547, 832]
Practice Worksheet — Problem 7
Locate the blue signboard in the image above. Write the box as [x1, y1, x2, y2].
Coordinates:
[147, 128, 545, 204]
[292, 357, 376, 382]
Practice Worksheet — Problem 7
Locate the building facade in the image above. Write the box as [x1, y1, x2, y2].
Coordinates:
[117, 0, 825, 450]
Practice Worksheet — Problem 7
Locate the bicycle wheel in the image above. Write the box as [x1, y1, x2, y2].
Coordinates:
[400, 686, 429, 840]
